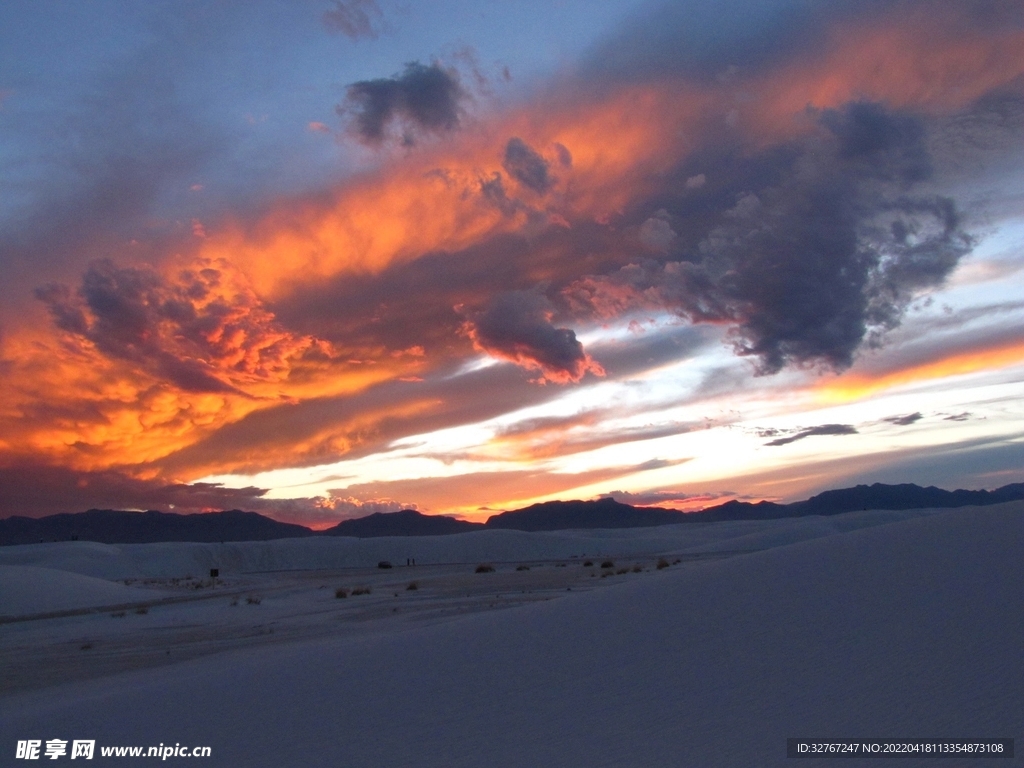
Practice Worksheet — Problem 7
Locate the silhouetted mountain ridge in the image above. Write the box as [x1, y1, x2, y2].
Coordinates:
[322, 509, 483, 537]
[2, 482, 1022, 545]
[694, 482, 1024, 521]
[483, 497, 684, 531]
[0, 508, 311, 546]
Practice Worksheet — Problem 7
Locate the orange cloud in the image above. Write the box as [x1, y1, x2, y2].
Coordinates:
[817, 340, 1024, 404]
[3, 1, 1021, 496]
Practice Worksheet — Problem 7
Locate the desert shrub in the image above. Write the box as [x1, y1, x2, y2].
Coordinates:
[135, 607, 149, 615]
[673, 558, 681, 564]
[600, 560, 614, 569]
[632, 565, 643, 573]
[80, 643, 92, 651]
[377, 561, 393, 569]
[406, 581, 418, 591]
[600, 571, 612, 578]
[616, 568, 629, 575]
[351, 587, 371, 595]
[246, 595, 262, 605]
[475, 564, 495, 573]
[516, 565, 530, 571]
[110, 611, 126, 618]
[583, 560, 593, 567]
[656, 558, 670, 570]
[335, 588, 349, 598]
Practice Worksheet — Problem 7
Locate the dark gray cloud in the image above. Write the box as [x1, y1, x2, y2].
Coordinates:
[765, 424, 858, 446]
[502, 137, 553, 194]
[884, 412, 923, 426]
[322, 0, 384, 40]
[564, 101, 974, 373]
[463, 289, 603, 383]
[340, 62, 466, 144]
[943, 412, 973, 422]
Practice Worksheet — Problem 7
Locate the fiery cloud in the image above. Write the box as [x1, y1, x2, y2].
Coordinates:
[1, 0, 1022, 518]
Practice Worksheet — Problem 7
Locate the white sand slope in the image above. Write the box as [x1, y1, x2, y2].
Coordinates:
[0, 565, 169, 616]
[0, 507, 942, 581]
[2, 503, 1020, 767]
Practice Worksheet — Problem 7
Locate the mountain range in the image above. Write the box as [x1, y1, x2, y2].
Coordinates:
[2, 482, 1022, 545]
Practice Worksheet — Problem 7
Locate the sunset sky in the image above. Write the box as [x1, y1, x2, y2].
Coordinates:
[1, 0, 1022, 526]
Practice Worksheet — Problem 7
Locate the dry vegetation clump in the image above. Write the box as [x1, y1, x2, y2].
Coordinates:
[335, 587, 349, 599]
[583, 560, 593, 567]
[135, 607, 149, 615]
[616, 568, 629, 575]
[475, 564, 495, 573]
[600, 560, 614, 569]
[406, 581, 418, 590]
[110, 611, 126, 618]
[632, 565, 643, 573]
[246, 595, 262, 605]
[351, 587, 371, 595]
[80, 643, 92, 651]
[656, 558, 670, 570]
[516, 565, 530, 571]
[377, 561, 393, 569]
[229, 598, 238, 606]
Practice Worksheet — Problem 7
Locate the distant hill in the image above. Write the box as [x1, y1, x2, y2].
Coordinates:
[0, 509, 313, 546]
[3, 482, 1022, 546]
[321, 509, 484, 537]
[484, 497, 685, 531]
[692, 482, 1024, 522]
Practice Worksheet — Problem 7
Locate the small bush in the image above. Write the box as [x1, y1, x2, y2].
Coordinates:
[656, 558, 670, 570]
[246, 595, 261, 605]
[80, 643, 92, 651]
[673, 558, 681, 565]
[377, 561, 393, 569]
[406, 581, 418, 591]
[111, 611, 126, 618]
[351, 587, 371, 595]
[616, 568, 629, 575]
[475, 564, 495, 573]
[583, 560, 593, 567]
[516, 565, 530, 571]
[632, 565, 643, 573]
[600, 560, 614, 569]
[600, 571, 612, 578]
[135, 606, 149, 615]
[335, 587, 349, 599]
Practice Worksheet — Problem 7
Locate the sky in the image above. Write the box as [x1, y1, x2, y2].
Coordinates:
[1, 0, 1022, 526]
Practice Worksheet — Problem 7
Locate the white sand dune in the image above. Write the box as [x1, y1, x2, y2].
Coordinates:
[2, 502, 1020, 767]
[0, 507, 941, 582]
[0, 565, 170, 617]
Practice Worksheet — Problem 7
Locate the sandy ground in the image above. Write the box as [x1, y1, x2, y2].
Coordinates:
[1, 504, 1020, 767]
[1, 552, 728, 694]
